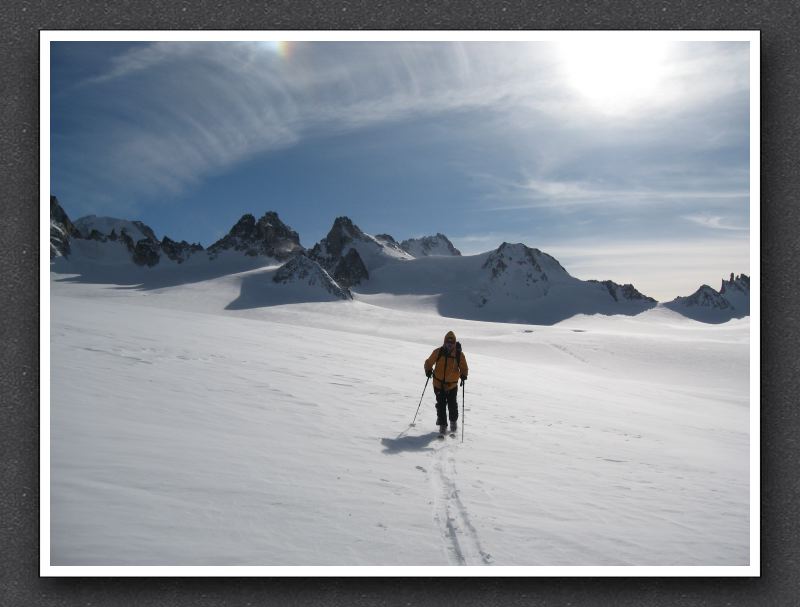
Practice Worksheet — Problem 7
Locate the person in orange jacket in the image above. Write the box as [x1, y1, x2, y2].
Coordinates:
[424, 330, 468, 435]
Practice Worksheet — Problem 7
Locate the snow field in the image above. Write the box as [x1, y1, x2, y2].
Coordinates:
[50, 273, 749, 566]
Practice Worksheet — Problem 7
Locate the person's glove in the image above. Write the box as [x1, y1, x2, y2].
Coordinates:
[426, 369, 433, 378]
[460, 375, 467, 386]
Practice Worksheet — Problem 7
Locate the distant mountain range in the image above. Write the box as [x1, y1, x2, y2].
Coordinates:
[663, 273, 750, 322]
[50, 195, 749, 324]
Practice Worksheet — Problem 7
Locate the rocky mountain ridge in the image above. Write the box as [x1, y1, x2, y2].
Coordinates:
[272, 254, 352, 300]
[208, 212, 303, 261]
[307, 216, 415, 288]
[49, 196, 749, 323]
[400, 233, 461, 257]
[664, 273, 750, 322]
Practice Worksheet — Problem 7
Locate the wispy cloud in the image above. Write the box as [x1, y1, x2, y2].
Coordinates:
[480, 177, 748, 210]
[81, 42, 201, 85]
[682, 214, 748, 231]
[52, 40, 750, 213]
[59, 42, 546, 206]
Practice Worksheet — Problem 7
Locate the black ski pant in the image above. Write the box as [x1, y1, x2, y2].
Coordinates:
[434, 386, 458, 426]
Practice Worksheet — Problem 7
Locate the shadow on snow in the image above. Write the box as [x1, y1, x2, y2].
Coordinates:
[380, 432, 443, 454]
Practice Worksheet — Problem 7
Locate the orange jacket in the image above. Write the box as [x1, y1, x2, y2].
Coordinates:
[424, 332, 468, 391]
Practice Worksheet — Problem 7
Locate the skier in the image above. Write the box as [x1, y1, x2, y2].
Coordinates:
[424, 331, 468, 436]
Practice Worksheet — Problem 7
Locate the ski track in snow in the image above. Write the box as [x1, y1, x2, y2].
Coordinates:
[547, 342, 588, 364]
[429, 441, 494, 565]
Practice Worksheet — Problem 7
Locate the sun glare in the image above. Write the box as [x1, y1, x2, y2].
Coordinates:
[258, 40, 292, 58]
[558, 40, 669, 114]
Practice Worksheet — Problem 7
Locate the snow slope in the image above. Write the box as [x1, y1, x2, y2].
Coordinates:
[49, 267, 750, 567]
[358, 244, 656, 324]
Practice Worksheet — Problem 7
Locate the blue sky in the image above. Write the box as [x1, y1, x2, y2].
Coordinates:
[50, 39, 751, 300]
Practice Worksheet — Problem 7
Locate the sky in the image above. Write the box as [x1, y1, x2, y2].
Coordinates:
[50, 37, 751, 300]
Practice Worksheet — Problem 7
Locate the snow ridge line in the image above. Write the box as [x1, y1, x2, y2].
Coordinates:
[430, 445, 493, 565]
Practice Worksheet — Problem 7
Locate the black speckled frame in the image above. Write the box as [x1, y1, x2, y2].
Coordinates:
[2, 1, 795, 605]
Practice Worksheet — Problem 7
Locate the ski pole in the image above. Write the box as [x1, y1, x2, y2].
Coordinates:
[461, 378, 465, 443]
[411, 374, 431, 427]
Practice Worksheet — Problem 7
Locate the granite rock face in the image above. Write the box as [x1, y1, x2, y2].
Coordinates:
[333, 247, 369, 288]
[208, 212, 303, 260]
[309, 216, 371, 285]
[309, 216, 415, 286]
[309, 217, 366, 265]
[589, 280, 657, 304]
[272, 254, 352, 300]
[116, 230, 161, 267]
[50, 196, 80, 259]
[161, 236, 204, 264]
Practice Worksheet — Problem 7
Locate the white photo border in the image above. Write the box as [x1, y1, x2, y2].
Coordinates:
[40, 29, 760, 577]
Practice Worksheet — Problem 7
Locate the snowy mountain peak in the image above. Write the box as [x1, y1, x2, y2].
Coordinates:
[74, 215, 159, 244]
[310, 216, 413, 275]
[665, 272, 750, 321]
[331, 216, 365, 241]
[312, 216, 367, 260]
[441, 242, 658, 321]
[208, 212, 303, 261]
[272, 254, 352, 300]
[66, 214, 164, 267]
[400, 233, 461, 257]
[669, 272, 750, 316]
[671, 285, 732, 310]
[482, 242, 570, 284]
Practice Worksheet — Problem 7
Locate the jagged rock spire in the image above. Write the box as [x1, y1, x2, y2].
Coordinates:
[208, 211, 303, 260]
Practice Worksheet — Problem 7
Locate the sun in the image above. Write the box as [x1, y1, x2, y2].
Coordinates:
[557, 39, 670, 115]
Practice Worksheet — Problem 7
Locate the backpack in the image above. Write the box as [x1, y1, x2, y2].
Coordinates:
[438, 341, 463, 369]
